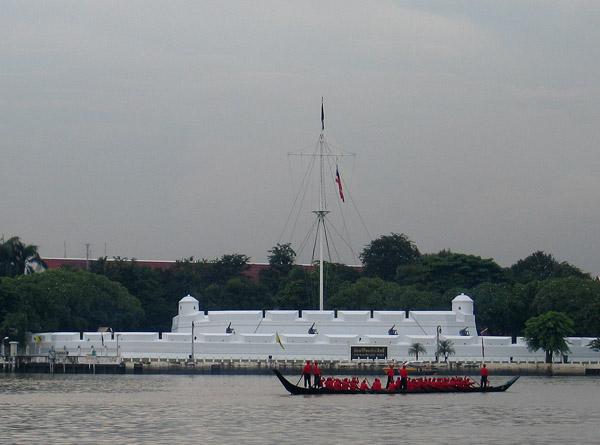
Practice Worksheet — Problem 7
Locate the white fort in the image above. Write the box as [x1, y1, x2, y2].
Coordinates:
[28, 293, 598, 362]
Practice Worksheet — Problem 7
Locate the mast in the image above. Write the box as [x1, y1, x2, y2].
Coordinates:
[313, 209, 327, 310]
[314, 131, 329, 310]
[285, 100, 357, 311]
[316, 103, 328, 311]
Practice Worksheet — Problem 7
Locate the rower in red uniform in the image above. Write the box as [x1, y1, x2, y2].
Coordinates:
[313, 361, 322, 388]
[372, 377, 382, 391]
[407, 377, 416, 390]
[399, 364, 409, 390]
[360, 378, 370, 391]
[480, 363, 489, 387]
[333, 378, 342, 391]
[386, 364, 395, 389]
[388, 377, 396, 391]
[325, 377, 334, 390]
[302, 360, 313, 388]
[341, 378, 350, 391]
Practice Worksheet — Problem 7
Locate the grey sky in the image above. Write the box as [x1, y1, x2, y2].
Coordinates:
[2, 1, 599, 276]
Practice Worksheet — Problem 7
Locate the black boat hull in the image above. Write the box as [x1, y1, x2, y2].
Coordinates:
[273, 369, 519, 395]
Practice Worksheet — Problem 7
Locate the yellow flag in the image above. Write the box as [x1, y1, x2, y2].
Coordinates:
[276, 332, 285, 349]
[35, 335, 42, 343]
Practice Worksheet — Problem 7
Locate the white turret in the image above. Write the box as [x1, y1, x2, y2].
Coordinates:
[452, 293, 473, 315]
[178, 295, 199, 315]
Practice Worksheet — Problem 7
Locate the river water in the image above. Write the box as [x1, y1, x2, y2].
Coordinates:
[0, 373, 598, 444]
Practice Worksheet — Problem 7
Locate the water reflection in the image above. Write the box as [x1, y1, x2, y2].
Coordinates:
[0, 374, 598, 444]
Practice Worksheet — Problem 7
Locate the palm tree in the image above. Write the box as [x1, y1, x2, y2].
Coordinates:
[588, 338, 600, 352]
[524, 311, 574, 363]
[437, 340, 455, 363]
[0, 236, 47, 277]
[408, 342, 427, 361]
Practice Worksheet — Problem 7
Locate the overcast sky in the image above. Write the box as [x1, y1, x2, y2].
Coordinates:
[2, 1, 599, 276]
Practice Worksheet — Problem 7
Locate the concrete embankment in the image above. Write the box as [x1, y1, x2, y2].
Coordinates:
[125, 359, 600, 376]
[3, 357, 600, 376]
[475, 362, 591, 376]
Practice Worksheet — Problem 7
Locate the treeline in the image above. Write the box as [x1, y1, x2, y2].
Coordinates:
[1, 234, 600, 344]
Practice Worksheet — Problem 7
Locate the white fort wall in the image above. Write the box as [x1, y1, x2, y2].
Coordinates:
[27, 294, 599, 362]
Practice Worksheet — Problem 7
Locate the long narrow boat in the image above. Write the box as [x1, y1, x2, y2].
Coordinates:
[273, 369, 519, 395]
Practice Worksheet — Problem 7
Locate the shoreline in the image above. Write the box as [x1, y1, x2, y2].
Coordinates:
[2, 357, 599, 376]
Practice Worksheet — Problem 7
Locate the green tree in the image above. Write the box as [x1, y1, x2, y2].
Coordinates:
[274, 266, 316, 309]
[510, 251, 590, 284]
[157, 258, 216, 309]
[469, 282, 532, 337]
[259, 244, 297, 295]
[397, 250, 506, 294]
[408, 342, 427, 361]
[0, 236, 47, 277]
[395, 285, 445, 311]
[211, 254, 251, 284]
[531, 277, 600, 336]
[93, 257, 168, 331]
[523, 311, 574, 363]
[267, 243, 296, 272]
[326, 277, 402, 310]
[588, 338, 600, 352]
[0, 311, 30, 345]
[322, 262, 362, 303]
[215, 277, 273, 310]
[0, 270, 143, 344]
[93, 253, 259, 330]
[360, 233, 420, 281]
[437, 339, 455, 363]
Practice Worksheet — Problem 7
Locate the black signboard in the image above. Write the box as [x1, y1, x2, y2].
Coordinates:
[351, 345, 388, 360]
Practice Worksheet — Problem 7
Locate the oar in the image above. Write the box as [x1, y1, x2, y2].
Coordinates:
[455, 374, 475, 386]
[472, 373, 492, 388]
[468, 376, 481, 388]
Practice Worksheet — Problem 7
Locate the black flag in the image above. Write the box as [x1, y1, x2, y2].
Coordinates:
[321, 101, 325, 130]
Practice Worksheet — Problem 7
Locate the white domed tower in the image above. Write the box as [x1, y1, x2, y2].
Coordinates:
[172, 295, 202, 332]
[178, 295, 199, 315]
[452, 293, 473, 315]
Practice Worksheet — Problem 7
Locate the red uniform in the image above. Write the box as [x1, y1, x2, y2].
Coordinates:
[399, 365, 409, 390]
[360, 379, 370, 391]
[313, 362, 322, 387]
[481, 364, 489, 387]
[372, 378, 382, 391]
[388, 378, 396, 391]
[386, 365, 395, 389]
[302, 361, 312, 388]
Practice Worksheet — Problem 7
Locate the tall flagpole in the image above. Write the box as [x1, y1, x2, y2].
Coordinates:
[316, 100, 328, 311]
[287, 99, 355, 311]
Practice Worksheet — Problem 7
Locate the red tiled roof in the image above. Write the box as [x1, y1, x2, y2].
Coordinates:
[42, 258, 362, 281]
[43, 258, 175, 271]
